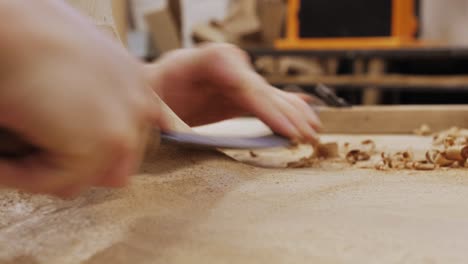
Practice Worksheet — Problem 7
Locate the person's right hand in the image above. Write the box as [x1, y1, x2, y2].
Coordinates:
[0, 1, 160, 197]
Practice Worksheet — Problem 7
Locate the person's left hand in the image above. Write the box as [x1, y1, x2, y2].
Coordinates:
[145, 44, 322, 143]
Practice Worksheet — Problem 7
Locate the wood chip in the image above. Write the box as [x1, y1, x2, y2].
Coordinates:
[413, 124, 432, 136]
[286, 156, 315, 168]
[428, 150, 455, 167]
[346, 150, 371, 165]
[314, 142, 339, 159]
[413, 161, 437, 171]
[443, 145, 468, 162]
[249, 151, 258, 158]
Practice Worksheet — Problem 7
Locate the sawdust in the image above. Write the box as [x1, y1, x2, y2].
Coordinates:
[1, 135, 468, 263]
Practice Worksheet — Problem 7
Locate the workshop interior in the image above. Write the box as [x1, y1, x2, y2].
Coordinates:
[127, 0, 467, 105]
[0, 1, 467, 263]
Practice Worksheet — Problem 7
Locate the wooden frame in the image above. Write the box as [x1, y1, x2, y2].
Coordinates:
[318, 105, 468, 134]
[266, 74, 468, 89]
[112, 0, 128, 45]
[276, 0, 419, 50]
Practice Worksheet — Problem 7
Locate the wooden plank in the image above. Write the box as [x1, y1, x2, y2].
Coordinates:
[112, 0, 128, 45]
[362, 58, 386, 105]
[266, 74, 468, 88]
[248, 46, 468, 59]
[319, 105, 468, 134]
[144, 6, 181, 53]
[2, 135, 468, 263]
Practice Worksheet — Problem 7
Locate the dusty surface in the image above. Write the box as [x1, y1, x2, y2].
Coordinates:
[0, 131, 467, 263]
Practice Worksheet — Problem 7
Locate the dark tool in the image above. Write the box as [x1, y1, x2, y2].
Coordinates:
[314, 84, 351, 107]
[161, 132, 291, 149]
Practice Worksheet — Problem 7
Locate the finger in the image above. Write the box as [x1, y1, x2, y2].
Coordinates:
[94, 126, 147, 188]
[94, 116, 148, 188]
[271, 92, 319, 144]
[239, 90, 302, 139]
[94, 151, 136, 188]
[282, 92, 323, 131]
[0, 158, 83, 196]
[148, 94, 192, 133]
[224, 72, 305, 139]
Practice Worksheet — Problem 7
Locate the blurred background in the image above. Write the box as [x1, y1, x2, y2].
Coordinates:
[115, 0, 468, 105]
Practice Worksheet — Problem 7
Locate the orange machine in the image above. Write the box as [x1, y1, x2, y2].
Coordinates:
[276, 0, 419, 50]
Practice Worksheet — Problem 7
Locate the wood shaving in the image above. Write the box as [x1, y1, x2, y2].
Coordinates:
[412, 160, 437, 171]
[286, 156, 316, 168]
[286, 142, 338, 168]
[344, 139, 375, 165]
[249, 151, 258, 158]
[286, 127, 467, 171]
[374, 127, 468, 171]
[413, 124, 432, 136]
[313, 142, 339, 159]
[346, 150, 371, 165]
[433, 127, 468, 146]
[344, 140, 376, 155]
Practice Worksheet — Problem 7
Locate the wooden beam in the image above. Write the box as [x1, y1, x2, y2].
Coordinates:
[145, 6, 181, 53]
[266, 74, 468, 88]
[318, 105, 468, 134]
[362, 58, 386, 105]
[112, 0, 128, 45]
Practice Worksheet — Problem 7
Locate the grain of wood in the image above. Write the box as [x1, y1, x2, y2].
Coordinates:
[1, 133, 468, 264]
[319, 105, 468, 134]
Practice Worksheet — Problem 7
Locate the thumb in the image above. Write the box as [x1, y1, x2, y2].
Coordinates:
[150, 94, 192, 133]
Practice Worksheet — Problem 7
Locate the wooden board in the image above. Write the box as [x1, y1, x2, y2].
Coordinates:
[1, 133, 467, 264]
[111, 0, 128, 45]
[319, 105, 468, 134]
[192, 106, 468, 136]
[266, 74, 468, 88]
[144, 6, 181, 53]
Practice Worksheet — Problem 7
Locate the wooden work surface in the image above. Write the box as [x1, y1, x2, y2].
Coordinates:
[0, 118, 467, 263]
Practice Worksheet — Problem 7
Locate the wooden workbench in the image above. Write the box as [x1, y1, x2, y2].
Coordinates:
[0, 117, 467, 264]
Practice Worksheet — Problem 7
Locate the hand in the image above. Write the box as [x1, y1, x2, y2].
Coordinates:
[0, 1, 160, 197]
[145, 43, 322, 143]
